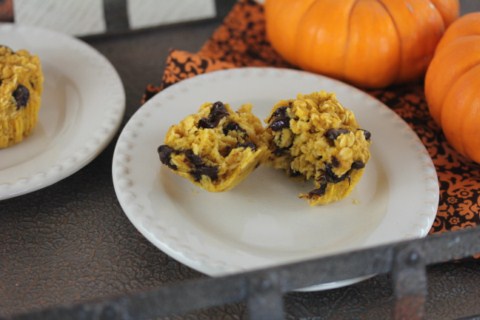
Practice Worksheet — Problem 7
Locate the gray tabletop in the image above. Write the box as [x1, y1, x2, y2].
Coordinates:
[2, 1, 480, 319]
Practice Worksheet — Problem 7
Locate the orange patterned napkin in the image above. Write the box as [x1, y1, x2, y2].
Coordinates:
[0, 0, 13, 22]
[144, 0, 480, 234]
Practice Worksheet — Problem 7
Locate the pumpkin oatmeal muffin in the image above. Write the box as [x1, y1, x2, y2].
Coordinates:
[0, 45, 44, 148]
[265, 91, 371, 205]
[158, 101, 268, 192]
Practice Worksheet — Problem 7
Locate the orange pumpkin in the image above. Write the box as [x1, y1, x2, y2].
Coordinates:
[264, 0, 459, 88]
[425, 12, 480, 163]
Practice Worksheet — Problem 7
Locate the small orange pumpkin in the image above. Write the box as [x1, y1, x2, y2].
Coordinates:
[425, 12, 480, 163]
[264, 0, 459, 88]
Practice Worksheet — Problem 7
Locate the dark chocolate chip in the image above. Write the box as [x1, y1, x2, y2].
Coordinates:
[12, 84, 29, 109]
[223, 122, 246, 135]
[331, 156, 340, 168]
[271, 106, 288, 119]
[269, 118, 290, 131]
[158, 146, 220, 181]
[211, 101, 228, 118]
[184, 150, 204, 167]
[198, 118, 215, 129]
[182, 149, 220, 182]
[289, 170, 303, 178]
[191, 165, 218, 182]
[268, 106, 290, 131]
[158, 145, 177, 170]
[351, 160, 365, 169]
[238, 141, 257, 151]
[273, 147, 289, 156]
[325, 163, 349, 183]
[198, 101, 229, 129]
[325, 128, 350, 141]
[360, 129, 371, 141]
[220, 147, 232, 157]
[308, 176, 328, 197]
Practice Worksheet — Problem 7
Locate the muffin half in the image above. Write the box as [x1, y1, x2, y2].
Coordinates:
[265, 91, 371, 205]
[158, 101, 267, 192]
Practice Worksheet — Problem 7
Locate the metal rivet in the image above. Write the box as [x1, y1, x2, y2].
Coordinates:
[406, 250, 420, 266]
[260, 278, 272, 291]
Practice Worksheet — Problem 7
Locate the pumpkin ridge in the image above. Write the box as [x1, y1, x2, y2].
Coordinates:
[464, 102, 480, 162]
[426, 37, 480, 124]
[458, 64, 480, 162]
[434, 12, 478, 53]
[428, 0, 460, 27]
[343, 0, 360, 82]
[376, 0, 402, 82]
[428, 0, 446, 29]
[296, 0, 356, 78]
[293, 0, 318, 67]
[441, 63, 480, 160]
[436, 60, 480, 130]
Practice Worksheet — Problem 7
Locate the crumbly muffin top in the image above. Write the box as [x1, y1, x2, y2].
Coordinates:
[265, 91, 371, 205]
[158, 101, 268, 191]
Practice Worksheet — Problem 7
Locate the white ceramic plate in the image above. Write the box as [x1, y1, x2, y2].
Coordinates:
[112, 67, 438, 291]
[0, 23, 125, 200]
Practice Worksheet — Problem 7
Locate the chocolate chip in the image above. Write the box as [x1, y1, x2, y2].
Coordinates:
[198, 118, 214, 128]
[159, 146, 219, 181]
[220, 147, 232, 157]
[183, 150, 220, 181]
[331, 156, 340, 168]
[268, 106, 290, 131]
[269, 118, 290, 131]
[325, 163, 349, 183]
[184, 150, 203, 167]
[211, 101, 228, 117]
[238, 141, 257, 151]
[351, 160, 365, 169]
[223, 122, 246, 135]
[198, 101, 229, 129]
[273, 147, 289, 156]
[308, 176, 327, 197]
[359, 129, 371, 141]
[325, 128, 350, 141]
[158, 145, 177, 170]
[271, 106, 288, 119]
[191, 165, 218, 182]
[12, 84, 29, 109]
[290, 170, 303, 178]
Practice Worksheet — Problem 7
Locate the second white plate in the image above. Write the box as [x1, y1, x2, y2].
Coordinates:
[112, 67, 438, 291]
[0, 23, 125, 200]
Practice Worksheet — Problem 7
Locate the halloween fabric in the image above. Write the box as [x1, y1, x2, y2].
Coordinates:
[0, 0, 13, 22]
[144, 0, 480, 234]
